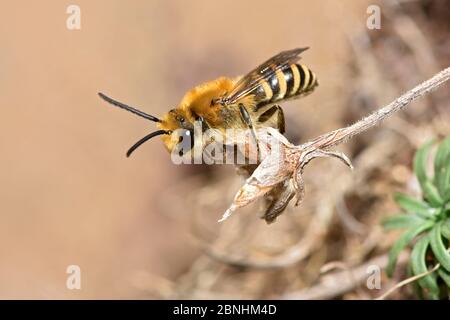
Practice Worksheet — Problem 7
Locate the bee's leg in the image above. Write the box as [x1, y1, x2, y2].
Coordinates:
[274, 105, 285, 134]
[258, 105, 285, 134]
[261, 179, 295, 223]
[238, 104, 260, 160]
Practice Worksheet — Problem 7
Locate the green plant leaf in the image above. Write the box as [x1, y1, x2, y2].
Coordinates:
[442, 219, 450, 240]
[394, 193, 436, 219]
[445, 185, 450, 203]
[414, 139, 434, 189]
[386, 221, 435, 277]
[430, 222, 450, 272]
[423, 181, 444, 207]
[410, 235, 440, 299]
[437, 268, 450, 288]
[434, 136, 450, 196]
[407, 260, 424, 299]
[441, 164, 450, 201]
[434, 137, 450, 172]
[383, 214, 425, 230]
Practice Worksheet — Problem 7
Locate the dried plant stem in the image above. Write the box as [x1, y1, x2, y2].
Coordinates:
[308, 67, 450, 151]
[280, 253, 409, 300]
[222, 68, 450, 223]
[375, 263, 440, 300]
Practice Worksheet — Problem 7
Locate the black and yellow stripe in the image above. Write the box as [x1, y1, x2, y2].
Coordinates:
[254, 64, 318, 109]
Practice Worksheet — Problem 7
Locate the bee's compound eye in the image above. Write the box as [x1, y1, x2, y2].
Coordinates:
[178, 129, 190, 140]
[175, 129, 194, 157]
[185, 130, 194, 146]
[177, 129, 194, 154]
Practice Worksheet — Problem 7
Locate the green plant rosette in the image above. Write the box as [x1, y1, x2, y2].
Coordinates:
[383, 136, 450, 299]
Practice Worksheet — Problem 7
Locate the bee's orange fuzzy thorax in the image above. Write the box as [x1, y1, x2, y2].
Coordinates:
[179, 77, 235, 123]
[156, 77, 236, 153]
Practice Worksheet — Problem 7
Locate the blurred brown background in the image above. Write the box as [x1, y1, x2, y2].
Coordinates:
[0, 1, 448, 299]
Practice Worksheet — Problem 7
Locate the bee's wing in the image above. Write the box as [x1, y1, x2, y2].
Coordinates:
[222, 47, 309, 105]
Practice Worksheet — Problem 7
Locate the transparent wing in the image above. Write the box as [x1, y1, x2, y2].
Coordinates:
[221, 47, 309, 105]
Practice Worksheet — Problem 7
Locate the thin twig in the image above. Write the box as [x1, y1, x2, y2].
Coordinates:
[221, 68, 450, 222]
[309, 67, 450, 150]
[375, 263, 441, 300]
[280, 253, 408, 300]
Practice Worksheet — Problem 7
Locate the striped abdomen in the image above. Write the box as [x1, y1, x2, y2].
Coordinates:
[254, 64, 318, 108]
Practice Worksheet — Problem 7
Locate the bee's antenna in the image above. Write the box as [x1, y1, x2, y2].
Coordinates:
[126, 130, 172, 157]
[98, 92, 161, 123]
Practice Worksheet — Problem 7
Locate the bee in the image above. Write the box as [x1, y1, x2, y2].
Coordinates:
[99, 47, 317, 156]
[99, 47, 318, 221]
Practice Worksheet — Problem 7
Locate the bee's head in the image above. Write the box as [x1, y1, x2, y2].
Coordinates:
[98, 92, 193, 157]
[157, 109, 195, 155]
